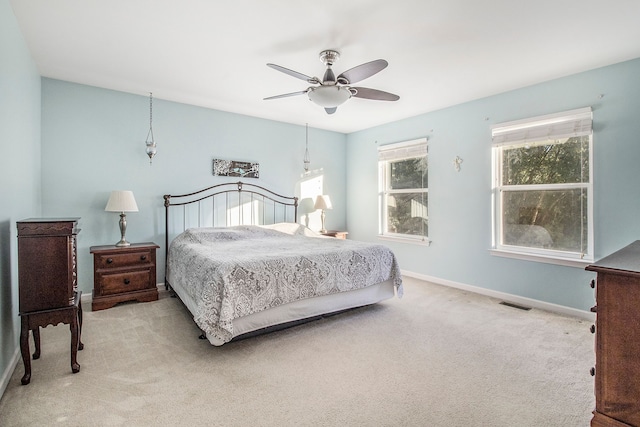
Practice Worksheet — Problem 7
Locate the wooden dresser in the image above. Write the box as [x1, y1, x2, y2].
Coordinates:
[90, 242, 159, 311]
[17, 218, 83, 385]
[586, 241, 640, 427]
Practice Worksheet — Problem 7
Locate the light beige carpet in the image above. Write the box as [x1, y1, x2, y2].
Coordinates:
[0, 277, 595, 426]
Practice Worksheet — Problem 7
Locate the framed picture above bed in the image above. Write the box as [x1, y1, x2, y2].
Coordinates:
[212, 159, 259, 179]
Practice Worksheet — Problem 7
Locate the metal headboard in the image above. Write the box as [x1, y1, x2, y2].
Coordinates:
[163, 181, 298, 283]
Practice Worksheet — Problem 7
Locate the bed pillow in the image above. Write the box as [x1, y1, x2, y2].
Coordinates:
[183, 227, 244, 243]
[259, 222, 321, 237]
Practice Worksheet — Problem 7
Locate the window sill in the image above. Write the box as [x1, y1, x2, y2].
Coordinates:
[378, 235, 431, 246]
[489, 248, 593, 268]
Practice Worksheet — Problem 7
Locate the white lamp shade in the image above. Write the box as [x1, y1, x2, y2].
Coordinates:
[314, 195, 333, 210]
[105, 190, 139, 212]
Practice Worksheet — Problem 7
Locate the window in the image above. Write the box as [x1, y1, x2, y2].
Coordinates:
[491, 107, 593, 263]
[378, 138, 428, 243]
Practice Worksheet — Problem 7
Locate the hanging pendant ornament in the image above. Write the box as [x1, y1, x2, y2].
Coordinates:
[303, 123, 310, 173]
[145, 92, 157, 165]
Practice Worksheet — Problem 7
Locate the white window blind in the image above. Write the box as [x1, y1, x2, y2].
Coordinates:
[378, 138, 428, 161]
[491, 107, 592, 146]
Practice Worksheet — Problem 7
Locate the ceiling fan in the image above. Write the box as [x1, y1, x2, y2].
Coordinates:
[264, 50, 399, 114]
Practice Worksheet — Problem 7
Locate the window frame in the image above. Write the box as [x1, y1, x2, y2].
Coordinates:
[378, 137, 429, 245]
[490, 108, 594, 266]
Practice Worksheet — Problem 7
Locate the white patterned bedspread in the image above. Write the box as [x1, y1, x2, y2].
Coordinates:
[167, 223, 402, 343]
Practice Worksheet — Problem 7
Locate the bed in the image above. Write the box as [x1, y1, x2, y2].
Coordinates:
[164, 181, 402, 346]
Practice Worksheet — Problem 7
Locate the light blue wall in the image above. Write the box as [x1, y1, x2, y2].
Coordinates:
[0, 0, 42, 389]
[41, 79, 347, 296]
[346, 58, 640, 312]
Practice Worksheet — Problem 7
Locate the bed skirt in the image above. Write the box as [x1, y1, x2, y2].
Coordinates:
[170, 278, 396, 346]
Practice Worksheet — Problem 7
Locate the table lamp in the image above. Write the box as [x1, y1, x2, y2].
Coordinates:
[314, 195, 332, 233]
[105, 190, 139, 247]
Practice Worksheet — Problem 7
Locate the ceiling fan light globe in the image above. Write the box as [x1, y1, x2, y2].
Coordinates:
[308, 86, 352, 108]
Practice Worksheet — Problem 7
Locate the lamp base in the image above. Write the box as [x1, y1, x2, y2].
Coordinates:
[320, 209, 327, 234]
[115, 213, 131, 247]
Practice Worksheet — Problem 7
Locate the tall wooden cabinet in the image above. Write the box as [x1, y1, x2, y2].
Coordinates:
[17, 218, 83, 385]
[586, 241, 640, 427]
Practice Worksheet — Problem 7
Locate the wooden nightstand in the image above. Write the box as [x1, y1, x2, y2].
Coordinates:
[90, 242, 159, 311]
[321, 230, 348, 239]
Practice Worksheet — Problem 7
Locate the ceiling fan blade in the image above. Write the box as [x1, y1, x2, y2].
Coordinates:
[337, 59, 388, 84]
[351, 87, 400, 101]
[263, 90, 308, 101]
[325, 107, 337, 114]
[267, 63, 319, 84]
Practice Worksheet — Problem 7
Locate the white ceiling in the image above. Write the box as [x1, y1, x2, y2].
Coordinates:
[10, 0, 640, 134]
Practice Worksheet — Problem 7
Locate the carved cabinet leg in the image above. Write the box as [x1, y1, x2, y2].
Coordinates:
[32, 327, 41, 359]
[70, 312, 80, 374]
[20, 316, 31, 385]
[77, 299, 84, 351]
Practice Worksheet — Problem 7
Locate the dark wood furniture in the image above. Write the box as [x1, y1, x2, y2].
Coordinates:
[321, 230, 348, 239]
[90, 242, 159, 311]
[17, 218, 84, 385]
[586, 241, 640, 427]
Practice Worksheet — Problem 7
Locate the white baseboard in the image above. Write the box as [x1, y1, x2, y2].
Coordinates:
[0, 347, 20, 400]
[402, 270, 595, 321]
[80, 291, 92, 305]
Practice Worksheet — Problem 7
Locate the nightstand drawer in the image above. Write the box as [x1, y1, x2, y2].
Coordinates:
[99, 270, 152, 295]
[95, 250, 153, 269]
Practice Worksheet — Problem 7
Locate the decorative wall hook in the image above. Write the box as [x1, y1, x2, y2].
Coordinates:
[453, 156, 463, 172]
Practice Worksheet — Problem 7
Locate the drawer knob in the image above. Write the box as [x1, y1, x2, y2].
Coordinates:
[590, 367, 595, 376]
[124, 278, 130, 285]
[140, 255, 147, 261]
[106, 258, 113, 264]
[590, 325, 596, 334]
[590, 279, 595, 289]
